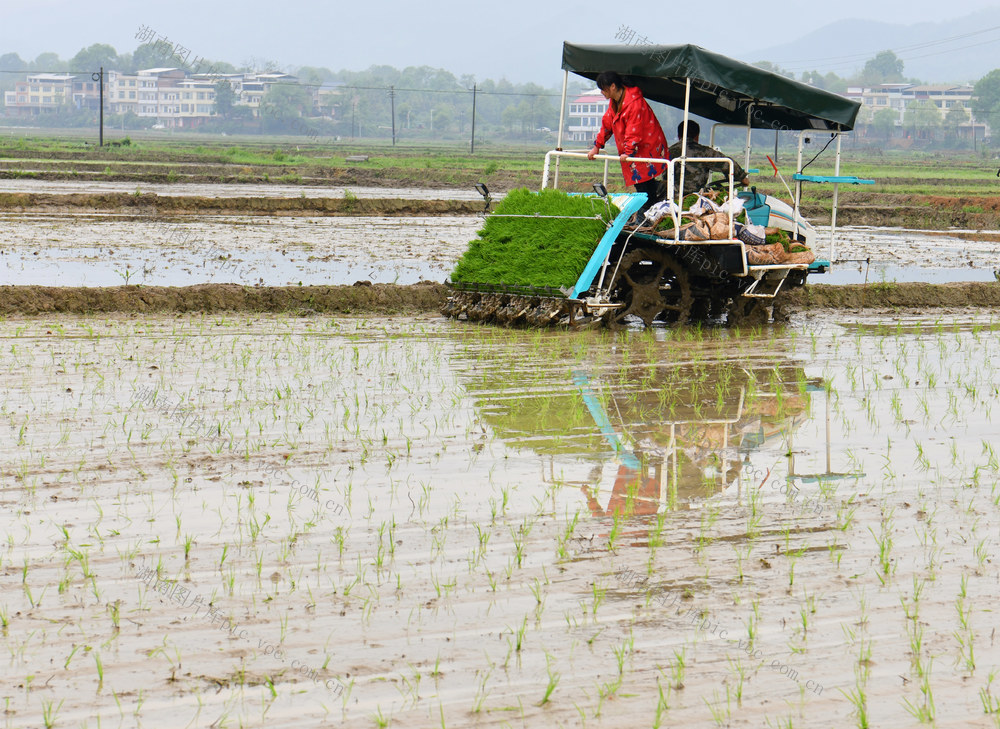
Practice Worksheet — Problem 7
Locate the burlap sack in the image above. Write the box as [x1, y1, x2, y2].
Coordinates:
[745, 242, 784, 265]
[783, 249, 816, 265]
[705, 213, 731, 240]
[675, 212, 731, 240]
[678, 218, 711, 241]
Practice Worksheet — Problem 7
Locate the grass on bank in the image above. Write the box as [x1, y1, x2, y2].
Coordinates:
[3, 133, 1000, 201]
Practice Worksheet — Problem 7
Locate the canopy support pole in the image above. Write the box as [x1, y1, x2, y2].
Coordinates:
[678, 78, 691, 208]
[794, 133, 804, 243]
[744, 104, 753, 173]
[830, 133, 843, 263]
[554, 70, 568, 190]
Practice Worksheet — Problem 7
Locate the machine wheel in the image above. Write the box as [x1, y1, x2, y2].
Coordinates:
[727, 297, 770, 327]
[602, 247, 692, 328]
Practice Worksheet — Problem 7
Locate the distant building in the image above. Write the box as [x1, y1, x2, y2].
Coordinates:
[846, 82, 986, 138]
[845, 83, 911, 121]
[3, 73, 78, 115]
[107, 70, 140, 116]
[566, 89, 607, 143]
[313, 81, 344, 118]
[3, 67, 328, 129]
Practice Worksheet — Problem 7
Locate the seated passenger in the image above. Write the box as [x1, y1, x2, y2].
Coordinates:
[667, 121, 749, 197]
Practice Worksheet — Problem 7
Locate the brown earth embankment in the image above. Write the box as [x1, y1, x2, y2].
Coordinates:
[2, 282, 999, 316]
[0, 192, 481, 216]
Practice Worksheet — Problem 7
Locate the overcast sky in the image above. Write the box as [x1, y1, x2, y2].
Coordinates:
[4, 0, 1000, 84]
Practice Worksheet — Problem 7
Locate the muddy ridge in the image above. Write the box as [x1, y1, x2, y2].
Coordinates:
[2, 281, 998, 316]
[0, 166, 553, 193]
[0, 192, 482, 216]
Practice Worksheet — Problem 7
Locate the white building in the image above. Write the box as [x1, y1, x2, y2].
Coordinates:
[4, 67, 319, 129]
[566, 89, 607, 143]
[846, 82, 983, 137]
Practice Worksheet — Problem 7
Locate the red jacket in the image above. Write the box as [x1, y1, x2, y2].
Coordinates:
[593, 86, 669, 185]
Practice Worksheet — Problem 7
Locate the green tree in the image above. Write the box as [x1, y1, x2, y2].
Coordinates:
[260, 83, 313, 131]
[945, 101, 970, 128]
[861, 51, 904, 84]
[71, 43, 119, 72]
[501, 104, 519, 132]
[432, 106, 453, 133]
[903, 99, 940, 139]
[943, 101, 971, 144]
[214, 80, 237, 118]
[297, 66, 334, 85]
[130, 42, 173, 72]
[752, 61, 794, 78]
[823, 72, 848, 94]
[872, 107, 897, 139]
[209, 61, 239, 74]
[0, 53, 27, 72]
[800, 69, 847, 93]
[31, 52, 63, 71]
[972, 69, 1000, 134]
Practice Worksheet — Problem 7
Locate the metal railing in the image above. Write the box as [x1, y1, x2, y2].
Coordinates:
[541, 150, 738, 242]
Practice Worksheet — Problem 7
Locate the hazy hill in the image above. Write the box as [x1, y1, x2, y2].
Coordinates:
[739, 8, 1000, 84]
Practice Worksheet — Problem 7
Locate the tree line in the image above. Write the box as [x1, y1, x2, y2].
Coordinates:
[5, 43, 1000, 148]
[0, 42, 582, 141]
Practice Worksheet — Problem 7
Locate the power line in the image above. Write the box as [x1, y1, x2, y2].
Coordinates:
[0, 69, 103, 74]
[773, 23, 1000, 68]
[896, 34, 1000, 65]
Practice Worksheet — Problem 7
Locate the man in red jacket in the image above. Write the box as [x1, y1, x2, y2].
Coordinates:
[587, 71, 669, 222]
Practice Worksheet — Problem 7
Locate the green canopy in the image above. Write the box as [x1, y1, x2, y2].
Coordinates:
[562, 42, 860, 131]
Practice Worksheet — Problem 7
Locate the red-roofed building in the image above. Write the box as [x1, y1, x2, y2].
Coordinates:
[566, 89, 607, 143]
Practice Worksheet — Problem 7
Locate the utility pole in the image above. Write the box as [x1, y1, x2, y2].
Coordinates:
[388, 86, 396, 146]
[92, 67, 104, 147]
[470, 83, 477, 154]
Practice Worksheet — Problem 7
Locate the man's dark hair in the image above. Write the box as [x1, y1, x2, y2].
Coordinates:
[677, 120, 700, 139]
[595, 71, 626, 91]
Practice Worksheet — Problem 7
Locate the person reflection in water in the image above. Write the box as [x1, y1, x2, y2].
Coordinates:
[581, 464, 660, 518]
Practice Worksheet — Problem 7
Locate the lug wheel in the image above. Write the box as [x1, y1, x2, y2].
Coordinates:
[602, 248, 692, 329]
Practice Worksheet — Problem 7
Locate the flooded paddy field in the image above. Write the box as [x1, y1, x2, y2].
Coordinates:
[2, 209, 999, 288]
[2, 311, 999, 728]
[0, 213, 480, 287]
[819, 226, 1000, 283]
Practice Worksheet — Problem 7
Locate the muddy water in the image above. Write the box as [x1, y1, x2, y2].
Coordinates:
[818, 225, 1000, 271]
[818, 264, 998, 284]
[4, 209, 999, 287]
[0, 212, 481, 286]
[1, 312, 999, 728]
